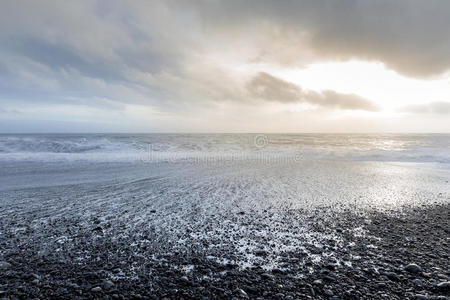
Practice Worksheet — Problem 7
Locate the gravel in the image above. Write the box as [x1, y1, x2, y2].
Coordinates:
[0, 188, 448, 299]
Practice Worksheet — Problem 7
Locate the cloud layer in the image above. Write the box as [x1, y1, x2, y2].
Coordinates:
[0, 1, 450, 131]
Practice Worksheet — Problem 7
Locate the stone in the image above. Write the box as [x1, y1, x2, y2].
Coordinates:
[91, 286, 102, 292]
[0, 261, 11, 270]
[313, 279, 323, 285]
[405, 264, 422, 274]
[103, 280, 114, 290]
[385, 272, 399, 281]
[236, 288, 248, 298]
[436, 281, 450, 291]
[412, 279, 423, 287]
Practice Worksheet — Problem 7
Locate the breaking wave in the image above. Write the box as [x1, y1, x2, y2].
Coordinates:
[0, 133, 449, 163]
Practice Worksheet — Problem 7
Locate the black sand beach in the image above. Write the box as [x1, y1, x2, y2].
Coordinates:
[0, 187, 448, 299]
[0, 135, 449, 299]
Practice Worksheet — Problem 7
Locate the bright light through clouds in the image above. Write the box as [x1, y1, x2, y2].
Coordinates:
[272, 61, 450, 112]
[1, 1, 450, 132]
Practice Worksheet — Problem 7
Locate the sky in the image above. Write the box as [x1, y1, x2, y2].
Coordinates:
[1, 0, 450, 133]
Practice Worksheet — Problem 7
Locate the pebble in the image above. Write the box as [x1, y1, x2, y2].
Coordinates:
[313, 279, 323, 285]
[324, 289, 334, 296]
[91, 286, 102, 292]
[412, 279, 423, 287]
[103, 280, 114, 290]
[385, 272, 400, 281]
[236, 288, 248, 298]
[0, 261, 11, 270]
[436, 281, 450, 291]
[405, 264, 422, 274]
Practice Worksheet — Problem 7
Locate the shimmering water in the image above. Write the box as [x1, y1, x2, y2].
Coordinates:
[0, 133, 449, 163]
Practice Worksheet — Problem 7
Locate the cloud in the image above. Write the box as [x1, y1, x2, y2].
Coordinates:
[247, 72, 379, 111]
[0, 0, 449, 132]
[400, 102, 450, 115]
[195, 0, 450, 78]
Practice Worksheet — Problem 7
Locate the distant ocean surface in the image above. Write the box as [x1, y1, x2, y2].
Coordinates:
[0, 133, 450, 163]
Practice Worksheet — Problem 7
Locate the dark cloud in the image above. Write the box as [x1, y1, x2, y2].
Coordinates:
[247, 72, 379, 111]
[194, 0, 450, 78]
[247, 72, 302, 103]
[400, 102, 450, 115]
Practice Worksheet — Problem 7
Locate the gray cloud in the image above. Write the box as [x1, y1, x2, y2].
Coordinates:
[195, 0, 450, 78]
[0, 0, 448, 132]
[400, 102, 450, 115]
[247, 72, 379, 111]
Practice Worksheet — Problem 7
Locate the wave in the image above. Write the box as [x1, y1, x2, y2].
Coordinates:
[0, 133, 449, 163]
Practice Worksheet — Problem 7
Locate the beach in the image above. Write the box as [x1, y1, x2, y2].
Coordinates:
[0, 134, 449, 299]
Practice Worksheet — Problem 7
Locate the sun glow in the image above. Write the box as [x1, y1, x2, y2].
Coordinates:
[270, 60, 450, 112]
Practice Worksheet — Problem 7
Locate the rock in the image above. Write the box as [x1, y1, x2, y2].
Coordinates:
[91, 286, 102, 292]
[180, 276, 189, 283]
[150, 210, 156, 213]
[238, 211, 245, 215]
[103, 280, 114, 290]
[324, 289, 334, 296]
[385, 272, 399, 281]
[169, 289, 178, 295]
[236, 288, 248, 298]
[414, 295, 429, 300]
[0, 261, 11, 270]
[436, 281, 450, 291]
[274, 293, 285, 299]
[405, 264, 422, 274]
[313, 279, 323, 285]
[412, 279, 423, 287]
